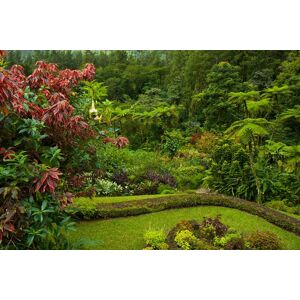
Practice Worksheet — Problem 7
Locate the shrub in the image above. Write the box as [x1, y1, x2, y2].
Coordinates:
[204, 139, 257, 201]
[146, 171, 176, 188]
[134, 180, 158, 195]
[195, 240, 217, 250]
[157, 184, 176, 194]
[176, 220, 197, 232]
[143, 230, 168, 250]
[173, 165, 204, 190]
[162, 130, 186, 157]
[266, 200, 300, 216]
[111, 170, 130, 186]
[193, 131, 219, 154]
[214, 232, 247, 250]
[199, 216, 228, 241]
[174, 230, 198, 250]
[246, 231, 282, 250]
[94, 179, 123, 196]
[160, 189, 176, 195]
[266, 200, 288, 212]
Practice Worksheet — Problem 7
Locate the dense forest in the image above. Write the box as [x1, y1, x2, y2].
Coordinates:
[1, 50, 300, 249]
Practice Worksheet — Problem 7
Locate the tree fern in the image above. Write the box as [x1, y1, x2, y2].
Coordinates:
[247, 98, 271, 117]
[225, 118, 270, 144]
[278, 105, 300, 123]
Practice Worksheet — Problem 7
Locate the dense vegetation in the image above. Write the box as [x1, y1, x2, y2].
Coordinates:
[1, 50, 300, 249]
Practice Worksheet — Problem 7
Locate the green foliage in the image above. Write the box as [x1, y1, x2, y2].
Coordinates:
[266, 201, 300, 216]
[157, 184, 176, 194]
[5, 50, 300, 249]
[214, 232, 248, 250]
[143, 230, 168, 250]
[204, 139, 257, 200]
[225, 118, 270, 145]
[247, 98, 271, 117]
[246, 231, 282, 250]
[162, 130, 186, 157]
[41, 146, 64, 167]
[94, 179, 123, 196]
[21, 194, 75, 250]
[174, 229, 198, 250]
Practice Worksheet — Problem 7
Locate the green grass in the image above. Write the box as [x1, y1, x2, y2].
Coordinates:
[68, 206, 300, 250]
[74, 193, 187, 205]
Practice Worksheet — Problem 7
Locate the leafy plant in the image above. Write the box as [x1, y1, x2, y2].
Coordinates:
[246, 231, 282, 250]
[143, 230, 168, 250]
[214, 232, 248, 250]
[94, 179, 123, 196]
[174, 229, 198, 250]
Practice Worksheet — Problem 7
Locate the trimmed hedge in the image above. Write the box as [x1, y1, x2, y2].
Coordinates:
[68, 194, 300, 236]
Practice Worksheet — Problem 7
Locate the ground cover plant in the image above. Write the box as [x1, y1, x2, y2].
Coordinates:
[1, 50, 300, 249]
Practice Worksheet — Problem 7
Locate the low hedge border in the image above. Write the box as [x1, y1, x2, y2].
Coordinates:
[68, 194, 300, 236]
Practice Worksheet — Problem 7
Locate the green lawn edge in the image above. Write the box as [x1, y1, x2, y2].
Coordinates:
[67, 193, 300, 236]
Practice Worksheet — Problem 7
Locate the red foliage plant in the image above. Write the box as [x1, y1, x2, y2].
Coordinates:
[103, 136, 129, 148]
[190, 131, 218, 154]
[0, 147, 15, 161]
[0, 50, 7, 57]
[34, 167, 62, 194]
[0, 56, 96, 148]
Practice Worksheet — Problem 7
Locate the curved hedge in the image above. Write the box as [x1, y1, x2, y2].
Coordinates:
[68, 194, 300, 236]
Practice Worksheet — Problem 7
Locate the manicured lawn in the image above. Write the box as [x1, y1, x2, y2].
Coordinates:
[69, 206, 300, 250]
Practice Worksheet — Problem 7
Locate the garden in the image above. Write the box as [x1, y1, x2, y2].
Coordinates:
[1, 50, 300, 250]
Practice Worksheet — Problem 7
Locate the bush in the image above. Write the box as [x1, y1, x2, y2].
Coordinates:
[214, 232, 247, 250]
[195, 240, 216, 250]
[173, 165, 205, 190]
[157, 184, 176, 194]
[133, 180, 158, 195]
[266, 200, 289, 212]
[266, 200, 300, 216]
[145, 171, 177, 188]
[174, 230, 198, 250]
[94, 179, 123, 196]
[246, 231, 282, 250]
[143, 230, 168, 250]
[199, 216, 228, 241]
[204, 139, 257, 201]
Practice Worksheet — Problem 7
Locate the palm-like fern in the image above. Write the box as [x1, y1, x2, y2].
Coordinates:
[247, 98, 271, 117]
[225, 118, 270, 145]
[228, 91, 260, 117]
[278, 105, 300, 124]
